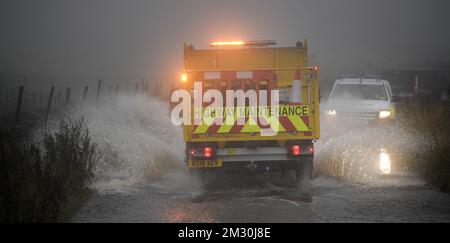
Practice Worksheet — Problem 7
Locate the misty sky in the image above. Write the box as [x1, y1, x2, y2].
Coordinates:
[1, 0, 449, 82]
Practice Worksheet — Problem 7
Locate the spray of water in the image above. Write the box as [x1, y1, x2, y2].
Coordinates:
[66, 95, 186, 193]
[315, 118, 430, 186]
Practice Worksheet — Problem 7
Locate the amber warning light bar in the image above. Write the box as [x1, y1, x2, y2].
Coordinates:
[209, 40, 277, 47]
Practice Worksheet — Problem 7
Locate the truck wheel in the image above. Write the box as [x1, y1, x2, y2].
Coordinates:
[295, 159, 313, 189]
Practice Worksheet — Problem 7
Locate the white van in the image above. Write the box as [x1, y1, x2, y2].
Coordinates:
[324, 77, 396, 125]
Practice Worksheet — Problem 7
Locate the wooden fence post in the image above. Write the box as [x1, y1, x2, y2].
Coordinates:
[152, 82, 156, 96]
[14, 86, 24, 124]
[82, 86, 89, 101]
[65, 87, 71, 107]
[135, 82, 139, 94]
[144, 82, 149, 95]
[155, 81, 162, 97]
[96, 80, 102, 102]
[44, 86, 55, 126]
[57, 90, 62, 106]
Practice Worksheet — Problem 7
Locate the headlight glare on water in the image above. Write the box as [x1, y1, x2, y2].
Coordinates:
[379, 149, 391, 174]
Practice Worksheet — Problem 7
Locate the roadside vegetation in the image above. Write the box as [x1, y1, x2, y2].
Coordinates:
[0, 118, 98, 222]
[400, 98, 450, 191]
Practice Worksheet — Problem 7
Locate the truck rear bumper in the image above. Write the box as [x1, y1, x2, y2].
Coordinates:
[219, 160, 296, 172]
[187, 147, 313, 172]
[216, 147, 289, 162]
[186, 141, 314, 172]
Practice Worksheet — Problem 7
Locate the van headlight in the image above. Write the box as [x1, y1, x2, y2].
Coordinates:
[326, 109, 337, 116]
[379, 110, 391, 119]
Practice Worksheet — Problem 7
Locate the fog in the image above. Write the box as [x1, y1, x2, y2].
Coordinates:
[1, 0, 450, 83]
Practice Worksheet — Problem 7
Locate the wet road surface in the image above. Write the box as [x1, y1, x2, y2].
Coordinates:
[73, 172, 450, 223]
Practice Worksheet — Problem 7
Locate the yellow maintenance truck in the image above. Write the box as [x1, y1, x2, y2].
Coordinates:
[175, 40, 320, 185]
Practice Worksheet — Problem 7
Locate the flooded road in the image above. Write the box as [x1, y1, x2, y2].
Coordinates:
[71, 96, 450, 223]
[73, 172, 450, 223]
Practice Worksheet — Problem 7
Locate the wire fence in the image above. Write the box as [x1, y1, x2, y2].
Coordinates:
[0, 74, 165, 125]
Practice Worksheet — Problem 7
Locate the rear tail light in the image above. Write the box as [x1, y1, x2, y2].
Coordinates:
[190, 149, 195, 156]
[288, 144, 314, 157]
[189, 146, 215, 159]
[306, 145, 314, 155]
[290, 145, 301, 156]
[204, 147, 213, 158]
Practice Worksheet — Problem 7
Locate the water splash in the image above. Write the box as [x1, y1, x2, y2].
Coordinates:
[72, 95, 185, 193]
[315, 120, 430, 186]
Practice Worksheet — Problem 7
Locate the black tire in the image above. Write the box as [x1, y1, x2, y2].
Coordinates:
[295, 159, 313, 189]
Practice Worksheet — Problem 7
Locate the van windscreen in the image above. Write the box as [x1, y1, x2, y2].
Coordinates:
[332, 84, 387, 100]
